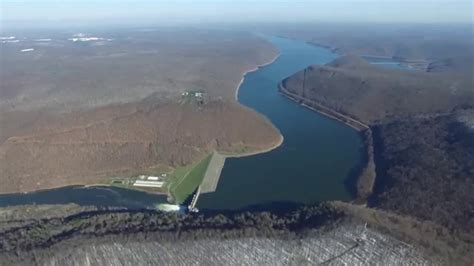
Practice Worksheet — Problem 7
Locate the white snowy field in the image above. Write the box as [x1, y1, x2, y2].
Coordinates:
[46, 223, 439, 266]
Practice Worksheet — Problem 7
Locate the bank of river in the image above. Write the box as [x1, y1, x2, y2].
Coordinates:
[197, 36, 364, 210]
[0, 36, 375, 210]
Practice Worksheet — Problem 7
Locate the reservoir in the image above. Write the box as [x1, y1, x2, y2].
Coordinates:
[198, 36, 363, 210]
[0, 36, 364, 210]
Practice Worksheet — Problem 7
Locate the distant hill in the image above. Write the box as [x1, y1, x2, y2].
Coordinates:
[427, 55, 474, 74]
[325, 54, 373, 69]
[268, 23, 474, 62]
[280, 55, 474, 239]
[281, 55, 474, 124]
[0, 100, 281, 194]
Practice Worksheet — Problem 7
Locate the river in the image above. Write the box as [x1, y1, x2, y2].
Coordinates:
[0, 36, 368, 210]
[198, 36, 364, 210]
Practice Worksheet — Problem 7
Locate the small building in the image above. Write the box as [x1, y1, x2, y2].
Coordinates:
[133, 180, 164, 188]
[147, 176, 160, 181]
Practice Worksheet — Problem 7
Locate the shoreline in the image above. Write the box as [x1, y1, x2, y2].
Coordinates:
[227, 49, 284, 158]
[2, 38, 375, 201]
[275, 35, 430, 70]
[278, 80, 376, 203]
[192, 51, 284, 198]
[307, 41, 430, 70]
[278, 80, 369, 131]
[234, 52, 281, 101]
[220, 133, 284, 159]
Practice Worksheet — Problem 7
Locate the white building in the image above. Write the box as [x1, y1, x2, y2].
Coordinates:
[133, 180, 164, 188]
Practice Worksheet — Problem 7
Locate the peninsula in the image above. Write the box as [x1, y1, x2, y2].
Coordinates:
[0, 29, 282, 202]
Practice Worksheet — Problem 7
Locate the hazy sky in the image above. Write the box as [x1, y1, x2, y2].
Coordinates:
[2, 0, 473, 26]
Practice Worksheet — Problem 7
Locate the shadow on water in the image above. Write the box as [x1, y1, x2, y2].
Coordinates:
[201, 201, 305, 216]
[367, 126, 391, 207]
[343, 136, 369, 199]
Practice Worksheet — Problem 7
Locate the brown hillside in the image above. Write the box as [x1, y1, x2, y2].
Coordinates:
[282, 55, 473, 124]
[0, 100, 281, 194]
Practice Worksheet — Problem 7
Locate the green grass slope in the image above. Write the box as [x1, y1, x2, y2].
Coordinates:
[169, 153, 213, 204]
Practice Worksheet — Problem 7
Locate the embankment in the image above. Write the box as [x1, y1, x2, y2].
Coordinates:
[200, 152, 226, 193]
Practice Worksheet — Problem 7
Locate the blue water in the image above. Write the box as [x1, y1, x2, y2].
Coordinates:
[197, 36, 364, 210]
